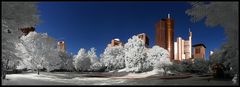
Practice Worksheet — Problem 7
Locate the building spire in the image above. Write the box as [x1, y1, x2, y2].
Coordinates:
[168, 13, 170, 19]
[189, 28, 192, 37]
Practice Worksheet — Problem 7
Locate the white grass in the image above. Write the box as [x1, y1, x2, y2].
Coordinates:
[2, 72, 234, 85]
[117, 68, 127, 72]
[113, 69, 161, 79]
[2, 73, 126, 85]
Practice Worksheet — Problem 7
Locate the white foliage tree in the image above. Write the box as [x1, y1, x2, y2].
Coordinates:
[73, 48, 103, 72]
[15, 43, 32, 69]
[73, 48, 91, 72]
[100, 35, 172, 73]
[2, 2, 39, 28]
[87, 47, 98, 64]
[124, 35, 148, 72]
[186, 2, 239, 74]
[2, 2, 39, 79]
[90, 61, 104, 72]
[156, 54, 172, 76]
[100, 45, 125, 71]
[59, 52, 75, 71]
[20, 32, 62, 74]
[87, 47, 104, 71]
[147, 45, 171, 71]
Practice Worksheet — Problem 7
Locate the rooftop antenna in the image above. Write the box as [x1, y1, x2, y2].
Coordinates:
[168, 13, 170, 19]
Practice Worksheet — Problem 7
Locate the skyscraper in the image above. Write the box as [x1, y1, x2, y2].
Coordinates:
[156, 14, 174, 60]
[58, 41, 66, 53]
[108, 38, 122, 47]
[19, 27, 35, 36]
[174, 29, 192, 61]
[137, 33, 149, 47]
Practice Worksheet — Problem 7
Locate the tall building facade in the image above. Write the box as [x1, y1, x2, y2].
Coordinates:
[193, 44, 206, 60]
[137, 33, 149, 47]
[108, 38, 122, 47]
[174, 29, 192, 61]
[58, 41, 66, 53]
[156, 14, 174, 60]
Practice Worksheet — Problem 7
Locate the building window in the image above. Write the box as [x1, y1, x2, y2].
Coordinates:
[196, 48, 200, 54]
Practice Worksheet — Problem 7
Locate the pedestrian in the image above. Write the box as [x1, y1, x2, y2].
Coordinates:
[232, 74, 238, 84]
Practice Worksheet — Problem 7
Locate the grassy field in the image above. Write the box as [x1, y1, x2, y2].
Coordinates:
[2, 72, 237, 86]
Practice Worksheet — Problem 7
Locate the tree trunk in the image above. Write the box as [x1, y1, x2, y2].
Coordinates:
[2, 69, 6, 79]
[37, 68, 40, 75]
[163, 67, 167, 76]
[2, 59, 10, 79]
[6, 59, 9, 70]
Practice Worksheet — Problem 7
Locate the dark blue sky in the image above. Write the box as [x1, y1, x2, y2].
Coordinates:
[36, 2, 226, 60]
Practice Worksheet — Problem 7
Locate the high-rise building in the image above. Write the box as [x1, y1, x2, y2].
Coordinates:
[187, 29, 192, 59]
[19, 27, 35, 36]
[108, 38, 122, 47]
[137, 33, 149, 47]
[174, 29, 192, 61]
[156, 14, 174, 60]
[58, 41, 66, 53]
[193, 43, 206, 60]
